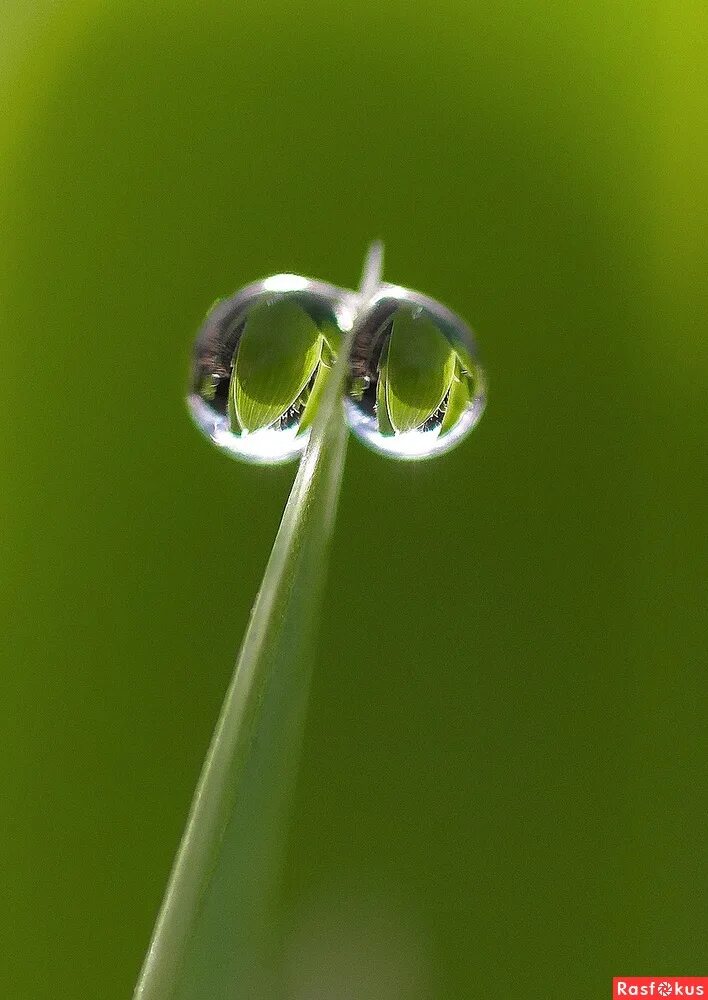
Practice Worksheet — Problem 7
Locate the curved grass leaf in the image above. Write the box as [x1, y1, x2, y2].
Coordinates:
[441, 362, 472, 434]
[320, 321, 343, 357]
[385, 312, 456, 433]
[298, 356, 331, 435]
[133, 250, 380, 1000]
[230, 300, 322, 433]
[375, 335, 395, 437]
[451, 337, 476, 378]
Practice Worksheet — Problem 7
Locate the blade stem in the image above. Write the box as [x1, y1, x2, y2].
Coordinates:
[358, 240, 384, 304]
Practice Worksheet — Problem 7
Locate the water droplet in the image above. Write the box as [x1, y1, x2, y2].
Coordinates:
[344, 291, 486, 459]
[188, 277, 352, 464]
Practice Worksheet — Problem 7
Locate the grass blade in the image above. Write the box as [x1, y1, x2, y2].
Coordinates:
[134, 245, 382, 1000]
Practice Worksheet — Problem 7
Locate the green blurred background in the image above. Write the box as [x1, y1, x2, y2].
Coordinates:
[1, 1, 706, 997]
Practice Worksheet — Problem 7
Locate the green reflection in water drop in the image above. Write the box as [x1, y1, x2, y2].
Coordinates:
[345, 301, 485, 460]
[188, 289, 346, 465]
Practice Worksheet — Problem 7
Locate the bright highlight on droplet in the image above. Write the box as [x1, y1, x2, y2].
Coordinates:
[262, 273, 309, 293]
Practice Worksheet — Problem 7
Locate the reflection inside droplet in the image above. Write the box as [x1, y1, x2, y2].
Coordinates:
[188, 280, 349, 464]
[344, 295, 486, 459]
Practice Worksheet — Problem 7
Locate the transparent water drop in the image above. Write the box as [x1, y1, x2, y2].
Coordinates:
[188, 276, 353, 464]
[344, 289, 486, 459]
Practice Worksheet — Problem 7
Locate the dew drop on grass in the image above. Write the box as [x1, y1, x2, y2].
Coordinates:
[344, 296, 486, 459]
[188, 282, 348, 464]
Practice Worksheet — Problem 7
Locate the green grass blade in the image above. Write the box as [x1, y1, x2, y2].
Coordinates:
[440, 361, 472, 434]
[134, 309, 357, 1000]
[375, 334, 395, 437]
[230, 300, 323, 433]
[385, 311, 456, 433]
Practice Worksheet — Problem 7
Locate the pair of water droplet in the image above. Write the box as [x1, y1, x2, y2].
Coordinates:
[188, 253, 486, 464]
